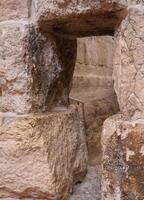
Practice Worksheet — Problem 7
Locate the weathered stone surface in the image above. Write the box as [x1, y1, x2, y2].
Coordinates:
[102, 114, 144, 200]
[113, 5, 144, 118]
[0, 106, 88, 199]
[33, 0, 127, 37]
[0, 0, 30, 21]
[0, 21, 77, 114]
[27, 28, 77, 111]
[0, 21, 32, 114]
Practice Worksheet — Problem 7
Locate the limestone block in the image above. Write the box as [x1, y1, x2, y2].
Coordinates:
[0, 106, 88, 199]
[0, 21, 32, 114]
[33, 0, 127, 37]
[102, 114, 144, 200]
[0, 21, 77, 114]
[113, 5, 144, 118]
[0, 0, 30, 21]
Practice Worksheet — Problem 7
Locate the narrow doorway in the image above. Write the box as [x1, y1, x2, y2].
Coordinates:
[70, 36, 119, 200]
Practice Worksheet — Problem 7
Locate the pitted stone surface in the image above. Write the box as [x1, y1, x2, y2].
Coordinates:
[0, 107, 88, 199]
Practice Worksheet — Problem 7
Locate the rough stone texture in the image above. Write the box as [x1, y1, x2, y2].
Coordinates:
[1, 0, 144, 200]
[70, 36, 119, 165]
[113, 5, 144, 119]
[33, 0, 128, 37]
[0, 0, 30, 21]
[0, 106, 88, 199]
[0, 21, 32, 114]
[102, 114, 144, 200]
[0, 21, 77, 114]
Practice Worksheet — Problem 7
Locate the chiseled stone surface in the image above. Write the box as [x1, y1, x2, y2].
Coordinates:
[102, 114, 144, 200]
[33, 0, 127, 37]
[113, 5, 144, 119]
[0, 0, 30, 21]
[0, 106, 88, 199]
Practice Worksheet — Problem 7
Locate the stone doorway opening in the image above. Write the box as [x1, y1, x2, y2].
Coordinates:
[69, 36, 120, 199]
[70, 36, 119, 166]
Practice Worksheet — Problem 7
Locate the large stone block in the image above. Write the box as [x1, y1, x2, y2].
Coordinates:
[0, 21, 32, 114]
[0, 0, 30, 21]
[102, 114, 144, 200]
[33, 0, 127, 37]
[27, 29, 77, 111]
[0, 106, 88, 199]
[0, 21, 77, 114]
[113, 5, 144, 118]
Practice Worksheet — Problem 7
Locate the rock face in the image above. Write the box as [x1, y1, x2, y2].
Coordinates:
[0, 22, 77, 114]
[0, 107, 87, 200]
[113, 4, 144, 119]
[2, 0, 144, 200]
[102, 3, 144, 200]
[0, 21, 32, 114]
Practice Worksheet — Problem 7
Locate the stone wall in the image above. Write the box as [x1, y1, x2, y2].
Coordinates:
[102, 2, 144, 200]
[0, 1, 88, 199]
[2, 0, 144, 200]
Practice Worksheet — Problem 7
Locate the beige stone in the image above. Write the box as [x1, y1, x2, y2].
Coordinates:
[0, 21, 32, 114]
[0, 106, 88, 199]
[113, 5, 144, 118]
[0, 21, 77, 114]
[0, 0, 30, 21]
